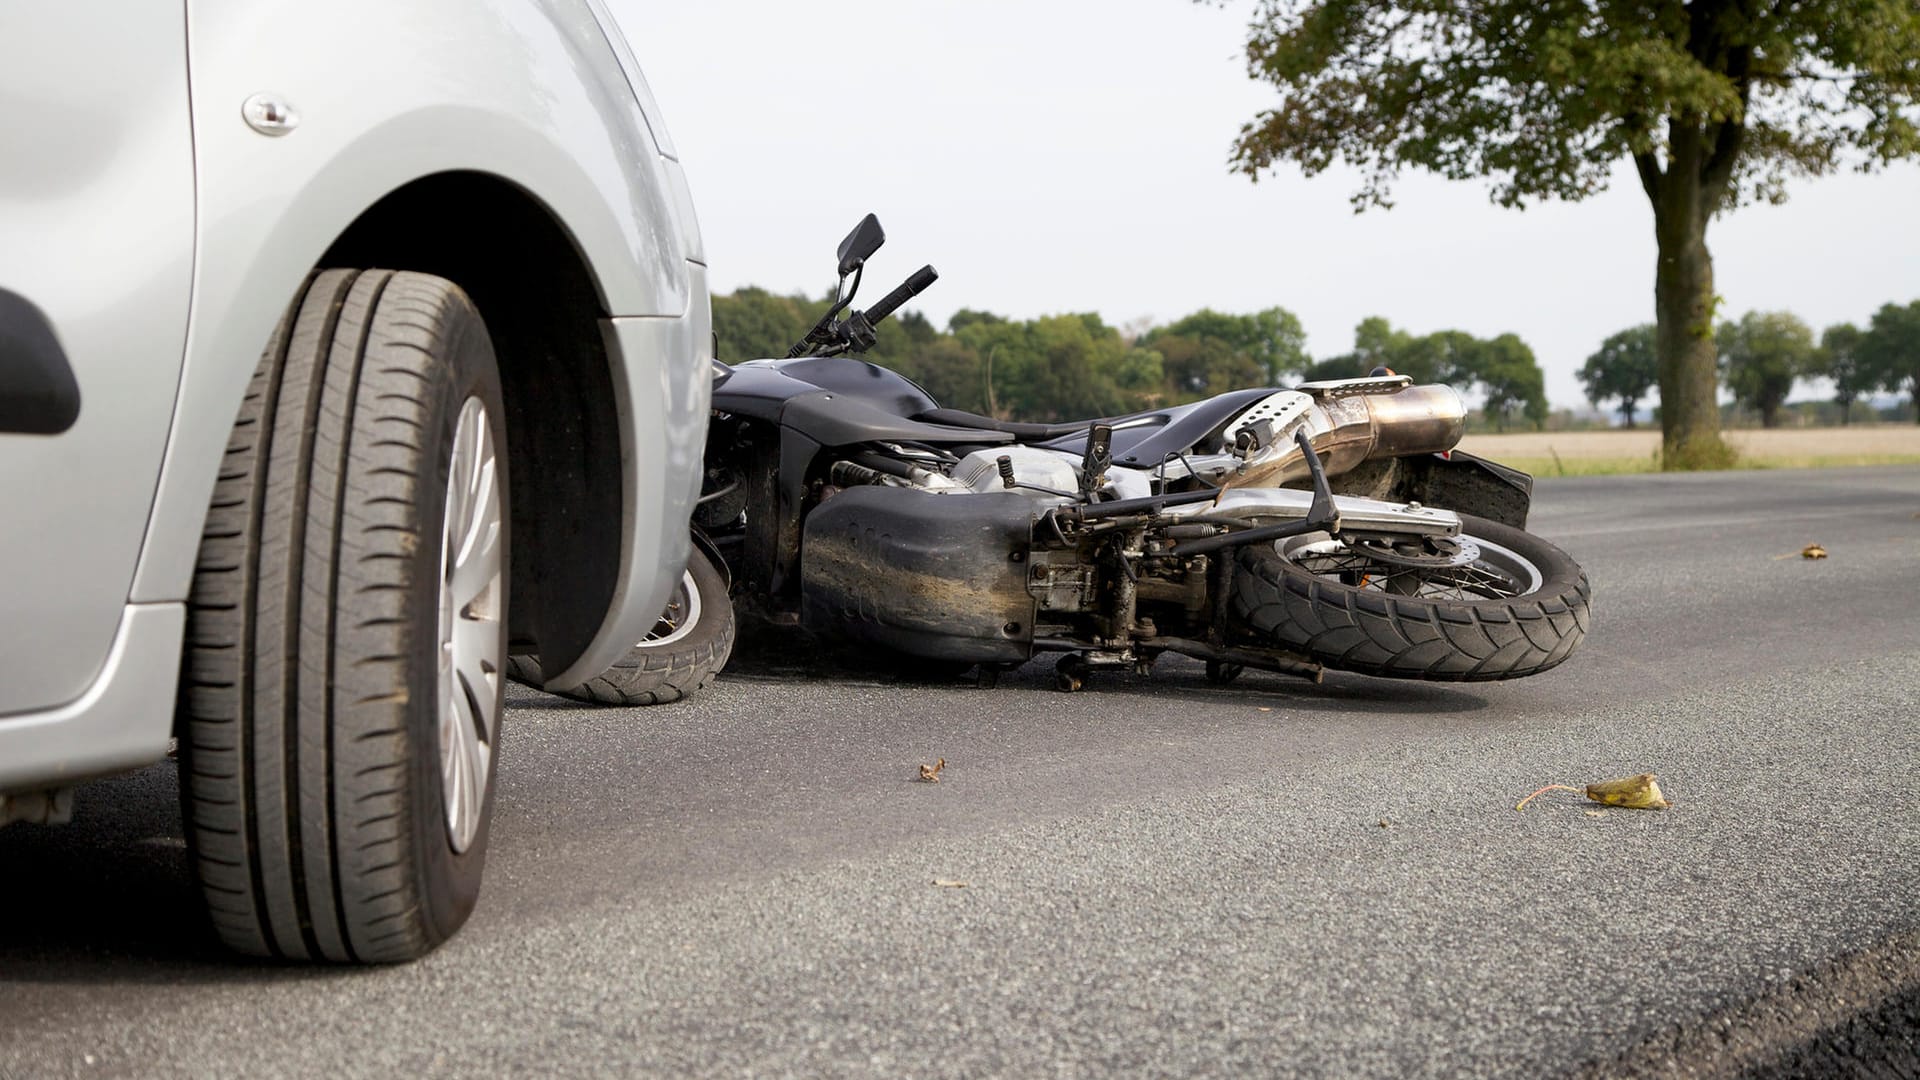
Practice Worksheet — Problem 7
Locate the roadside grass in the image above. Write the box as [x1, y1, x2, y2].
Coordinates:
[1492, 452, 1920, 477]
[1458, 428, 1920, 477]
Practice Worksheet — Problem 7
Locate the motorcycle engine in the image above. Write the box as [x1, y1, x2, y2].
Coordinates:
[951, 446, 1079, 497]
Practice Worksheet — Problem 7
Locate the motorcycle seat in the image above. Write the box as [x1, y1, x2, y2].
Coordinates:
[913, 407, 1093, 442]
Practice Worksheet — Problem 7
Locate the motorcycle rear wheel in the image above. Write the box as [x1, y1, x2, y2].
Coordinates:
[1230, 513, 1589, 682]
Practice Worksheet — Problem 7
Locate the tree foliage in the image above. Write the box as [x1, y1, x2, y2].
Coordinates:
[1579, 325, 1660, 427]
[1221, 0, 1920, 208]
[1859, 298, 1920, 422]
[1216, 0, 1920, 465]
[1140, 307, 1311, 387]
[714, 290, 1319, 420]
[1813, 322, 1871, 423]
[1289, 316, 1548, 428]
[1473, 333, 1551, 431]
[1718, 310, 1815, 428]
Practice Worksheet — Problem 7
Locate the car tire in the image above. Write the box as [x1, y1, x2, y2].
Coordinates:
[178, 269, 510, 963]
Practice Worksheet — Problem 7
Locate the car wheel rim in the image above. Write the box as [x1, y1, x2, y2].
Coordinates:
[438, 396, 503, 854]
[639, 570, 702, 648]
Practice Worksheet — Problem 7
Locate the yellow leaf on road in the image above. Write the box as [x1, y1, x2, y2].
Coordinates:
[1585, 772, 1670, 810]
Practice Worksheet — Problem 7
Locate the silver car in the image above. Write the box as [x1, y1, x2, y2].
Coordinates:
[0, 0, 711, 961]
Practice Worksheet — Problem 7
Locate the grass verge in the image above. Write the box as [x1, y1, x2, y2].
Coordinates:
[1495, 453, 1920, 478]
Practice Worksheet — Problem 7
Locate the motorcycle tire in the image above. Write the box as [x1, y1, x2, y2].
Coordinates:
[506, 547, 734, 705]
[1229, 513, 1589, 682]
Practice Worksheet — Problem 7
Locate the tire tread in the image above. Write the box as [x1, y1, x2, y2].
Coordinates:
[180, 270, 503, 963]
[1230, 513, 1590, 682]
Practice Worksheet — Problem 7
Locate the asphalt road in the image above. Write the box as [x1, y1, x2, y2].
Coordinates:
[4, 467, 1918, 1078]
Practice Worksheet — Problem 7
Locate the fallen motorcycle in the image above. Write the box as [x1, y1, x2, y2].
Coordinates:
[537, 214, 1590, 699]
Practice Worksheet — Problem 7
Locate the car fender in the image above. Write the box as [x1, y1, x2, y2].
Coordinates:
[131, 0, 709, 686]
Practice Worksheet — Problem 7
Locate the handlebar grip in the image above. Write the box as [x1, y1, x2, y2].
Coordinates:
[862, 264, 938, 326]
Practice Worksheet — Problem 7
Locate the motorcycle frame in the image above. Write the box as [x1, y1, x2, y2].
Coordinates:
[696, 216, 1539, 684]
[700, 370, 1533, 686]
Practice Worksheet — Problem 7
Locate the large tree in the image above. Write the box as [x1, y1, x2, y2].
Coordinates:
[1579, 324, 1660, 427]
[1216, 1, 1920, 467]
[1718, 310, 1814, 427]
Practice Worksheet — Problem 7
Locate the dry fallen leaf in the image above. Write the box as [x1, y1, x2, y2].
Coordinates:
[918, 758, 946, 783]
[1586, 772, 1671, 810]
[933, 879, 969, 888]
[1377, 819, 1391, 828]
[1801, 543, 1827, 560]
[1517, 775, 1671, 812]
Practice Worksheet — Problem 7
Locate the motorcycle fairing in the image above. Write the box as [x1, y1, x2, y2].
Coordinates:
[710, 360, 1011, 601]
[801, 485, 1036, 663]
[1037, 388, 1278, 469]
[712, 361, 1011, 447]
[755, 356, 940, 418]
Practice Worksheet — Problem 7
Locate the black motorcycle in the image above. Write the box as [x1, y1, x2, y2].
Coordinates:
[527, 215, 1590, 699]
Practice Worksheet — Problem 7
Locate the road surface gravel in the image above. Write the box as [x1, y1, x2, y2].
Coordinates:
[3, 466, 1916, 1077]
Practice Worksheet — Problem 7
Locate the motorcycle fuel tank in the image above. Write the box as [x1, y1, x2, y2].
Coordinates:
[800, 486, 1035, 664]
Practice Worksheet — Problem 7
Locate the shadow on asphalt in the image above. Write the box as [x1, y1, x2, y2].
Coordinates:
[722, 619, 1501, 717]
[0, 764, 349, 984]
[5, 625, 1482, 973]
[511, 621, 1492, 717]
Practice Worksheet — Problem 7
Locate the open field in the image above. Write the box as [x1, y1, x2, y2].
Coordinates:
[1457, 425, 1920, 475]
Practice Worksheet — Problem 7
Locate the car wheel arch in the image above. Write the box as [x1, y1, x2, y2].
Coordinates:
[318, 170, 637, 676]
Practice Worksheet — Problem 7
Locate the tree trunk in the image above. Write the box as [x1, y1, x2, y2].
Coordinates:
[1643, 124, 1735, 470]
[1653, 215, 1729, 466]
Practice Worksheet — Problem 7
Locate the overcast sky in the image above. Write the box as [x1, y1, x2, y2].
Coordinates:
[608, 0, 1920, 412]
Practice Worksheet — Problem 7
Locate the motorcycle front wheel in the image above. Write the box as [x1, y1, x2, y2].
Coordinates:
[507, 547, 735, 705]
[1229, 513, 1589, 682]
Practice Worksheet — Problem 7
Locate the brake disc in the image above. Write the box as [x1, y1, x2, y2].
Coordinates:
[1344, 534, 1481, 570]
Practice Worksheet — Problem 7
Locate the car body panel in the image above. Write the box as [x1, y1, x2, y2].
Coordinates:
[133, 0, 697, 606]
[0, 606, 183, 792]
[1, 0, 709, 778]
[0, 4, 196, 715]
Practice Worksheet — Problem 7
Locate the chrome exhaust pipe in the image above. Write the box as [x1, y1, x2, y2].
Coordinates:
[1228, 381, 1466, 488]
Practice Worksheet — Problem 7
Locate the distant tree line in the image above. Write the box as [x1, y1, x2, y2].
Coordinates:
[713, 288, 1550, 429]
[1580, 299, 1920, 427]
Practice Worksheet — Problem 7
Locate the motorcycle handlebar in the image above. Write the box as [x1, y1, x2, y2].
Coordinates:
[862, 264, 938, 327]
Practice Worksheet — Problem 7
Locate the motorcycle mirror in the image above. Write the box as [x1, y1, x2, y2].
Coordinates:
[836, 213, 885, 277]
